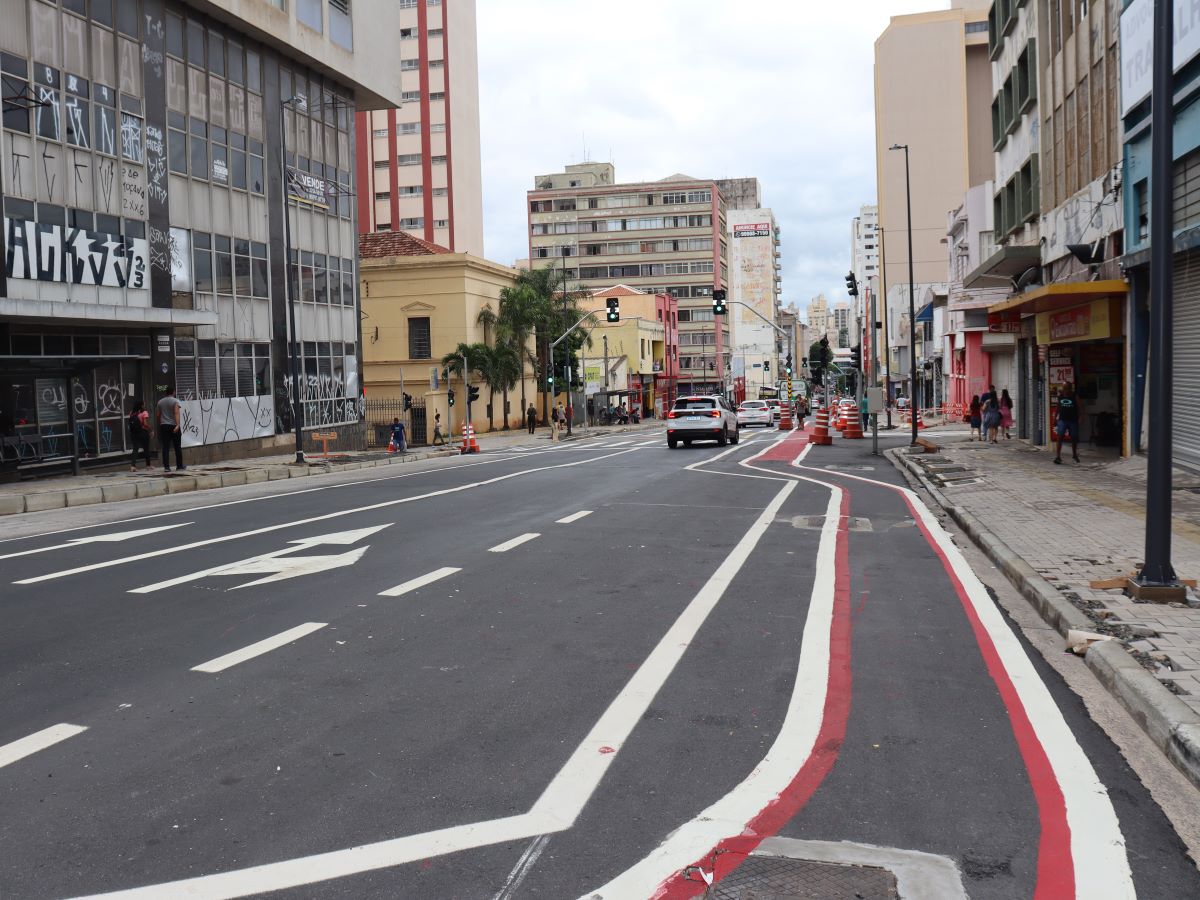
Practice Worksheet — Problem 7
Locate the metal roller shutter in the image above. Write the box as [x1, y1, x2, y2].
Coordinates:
[1172, 253, 1200, 470]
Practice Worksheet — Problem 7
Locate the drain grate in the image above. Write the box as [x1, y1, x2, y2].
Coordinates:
[710, 855, 900, 899]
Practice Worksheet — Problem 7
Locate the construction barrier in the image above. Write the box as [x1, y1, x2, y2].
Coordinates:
[460, 422, 480, 454]
[809, 408, 833, 446]
[841, 405, 864, 440]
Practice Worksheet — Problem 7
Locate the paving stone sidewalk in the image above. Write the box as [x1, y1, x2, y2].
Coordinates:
[921, 434, 1200, 718]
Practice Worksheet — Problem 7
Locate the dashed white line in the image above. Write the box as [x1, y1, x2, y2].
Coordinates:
[0, 723, 88, 770]
[555, 510, 593, 524]
[488, 533, 541, 553]
[379, 567, 462, 597]
[191, 622, 328, 674]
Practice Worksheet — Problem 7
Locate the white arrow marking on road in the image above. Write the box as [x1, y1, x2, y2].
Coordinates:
[0, 723, 88, 770]
[191, 623, 328, 673]
[128, 525, 391, 594]
[0, 524, 192, 562]
[379, 567, 461, 597]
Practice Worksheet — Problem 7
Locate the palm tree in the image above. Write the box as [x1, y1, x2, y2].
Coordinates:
[495, 280, 542, 421]
[489, 342, 523, 430]
[440, 342, 490, 428]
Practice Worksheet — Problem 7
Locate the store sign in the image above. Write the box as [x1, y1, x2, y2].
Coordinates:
[1120, 0, 1200, 116]
[733, 223, 771, 238]
[286, 167, 336, 209]
[4, 217, 148, 289]
[1036, 299, 1114, 345]
[987, 310, 1022, 333]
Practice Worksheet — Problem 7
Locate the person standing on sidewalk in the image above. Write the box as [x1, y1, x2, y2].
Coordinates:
[982, 393, 1001, 443]
[1053, 384, 1082, 465]
[526, 403, 537, 434]
[1000, 388, 1015, 439]
[128, 400, 153, 471]
[432, 411, 446, 446]
[390, 417, 407, 453]
[557, 402, 567, 433]
[968, 395, 982, 441]
[155, 387, 185, 471]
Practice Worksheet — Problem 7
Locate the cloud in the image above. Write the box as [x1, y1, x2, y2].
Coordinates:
[477, 0, 950, 306]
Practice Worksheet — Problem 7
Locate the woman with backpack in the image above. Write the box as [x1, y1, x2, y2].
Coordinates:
[128, 400, 153, 471]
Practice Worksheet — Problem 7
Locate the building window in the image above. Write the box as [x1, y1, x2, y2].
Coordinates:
[429, 28, 444, 37]
[401, 90, 421, 102]
[408, 317, 431, 359]
[402, 59, 420, 71]
[374, 160, 389, 169]
[400, 217, 423, 228]
[431, 155, 446, 165]
[400, 28, 417, 40]
[375, 191, 390, 200]
[376, 222, 391, 231]
[400, 185, 423, 195]
[430, 123, 445, 132]
[399, 121, 419, 134]
[433, 187, 448, 196]
[372, 128, 387, 137]
[429, 91, 445, 101]
[398, 153, 421, 165]
[434, 219, 448, 228]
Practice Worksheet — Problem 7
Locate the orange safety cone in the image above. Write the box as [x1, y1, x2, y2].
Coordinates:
[460, 423, 470, 454]
[842, 406, 864, 440]
[809, 407, 833, 446]
[387, 438, 396, 453]
[468, 424, 481, 454]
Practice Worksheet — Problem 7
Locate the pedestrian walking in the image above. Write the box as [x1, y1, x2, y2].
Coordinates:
[127, 400, 153, 471]
[390, 417, 407, 453]
[1000, 388, 1014, 439]
[1053, 383, 1082, 465]
[982, 392, 1001, 443]
[432, 411, 446, 446]
[155, 386, 185, 470]
[556, 402, 567, 432]
[526, 403, 537, 434]
[550, 404, 560, 432]
[968, 395, 982, 441]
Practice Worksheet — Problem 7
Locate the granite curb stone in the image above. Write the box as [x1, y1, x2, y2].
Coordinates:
[888, 447, 1200, 790]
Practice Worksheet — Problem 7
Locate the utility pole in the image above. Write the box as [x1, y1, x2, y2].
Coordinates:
[890, 143, 918, 445]
[1134, 0, 1184, 599]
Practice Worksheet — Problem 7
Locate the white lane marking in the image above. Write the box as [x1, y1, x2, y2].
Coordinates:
[488, 533, 540, 553]
[792, 458, 1134, 898]
[379, 567, 461, 597]
[130, 525, 390, 594]
[492, 834, 551, 900]
[0, 723, 88, 769]
[555, 510, 593, 524]
[15, 447, 641, 586]
[191, 623, 327, 674]
[0, 523, 192, 562]
[584, 483, 836, 897]
[76, 478, 796, 900]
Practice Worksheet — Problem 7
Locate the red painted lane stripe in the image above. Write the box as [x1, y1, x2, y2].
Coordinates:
[900, 492, 1073, 899]
[754, 430, 809, 462]
[653, 490, 853, 899]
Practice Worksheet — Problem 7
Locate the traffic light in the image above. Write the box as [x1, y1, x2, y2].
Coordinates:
[606, 297, 620, 323]
[763, 360, 770, 374]
[850, 344, 862, 370]
[708, 361, 715, 371]
[447, 388, 455, 407]
[845, 271, 859, 297]
[712, 288, 727, 315]
[467, 385, 480, 403]
[403, 392, 412, 411]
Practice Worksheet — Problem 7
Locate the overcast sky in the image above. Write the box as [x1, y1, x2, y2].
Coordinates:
[476, 0, 951, 312]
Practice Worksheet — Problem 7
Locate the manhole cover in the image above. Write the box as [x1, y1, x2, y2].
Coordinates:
[711, 855, 899, 899]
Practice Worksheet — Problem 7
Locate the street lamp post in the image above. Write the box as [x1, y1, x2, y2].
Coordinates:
[281, 95, 305, 464]
[890, 143, 918, 445]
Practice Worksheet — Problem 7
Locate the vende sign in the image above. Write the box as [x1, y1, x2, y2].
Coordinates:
[1121, 0, 1200, 116]
[733, 223, 771, 238]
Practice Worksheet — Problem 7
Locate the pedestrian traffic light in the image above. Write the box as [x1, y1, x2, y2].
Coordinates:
[763, 360, 770, 373]
[712, 288, 727, 315]
[845, 271, 859, 297]
[850, 344, 862, 370]
[467, 385, 480, 403]
[447, 388, 455, 406]
[606, 297, 620, 323]
[403, 392, 413, 411]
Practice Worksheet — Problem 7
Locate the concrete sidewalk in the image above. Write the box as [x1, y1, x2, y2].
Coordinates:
[0, 420, 663, 517]
[892, 434, 1200, 788]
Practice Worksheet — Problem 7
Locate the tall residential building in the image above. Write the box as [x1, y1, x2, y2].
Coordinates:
[874, 0, 991, 396]
[726, 208, 781, 399]
[354, 0, 483, 254]
[1, 0, 401, 467]
[850, 204, 878, 294]
[806, 294, 830, 339]
[526, 163, 728, 395]
[832, 302, 852, 347]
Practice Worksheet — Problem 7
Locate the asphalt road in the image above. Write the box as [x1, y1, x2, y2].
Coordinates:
[1, 427, 1197, 899]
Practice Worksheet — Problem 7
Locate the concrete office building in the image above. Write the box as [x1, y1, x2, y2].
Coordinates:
[726, 207, 781, 401]
[355, 0, 483, 255]
[806, 294, 830, 340]
[527, 162, 728, 395]
[0, 0, 401, 469]
[874, 0, 992, 398]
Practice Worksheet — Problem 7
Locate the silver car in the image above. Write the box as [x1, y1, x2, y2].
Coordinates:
[737, 400, 773, 428]
[666, 395, 740, 448]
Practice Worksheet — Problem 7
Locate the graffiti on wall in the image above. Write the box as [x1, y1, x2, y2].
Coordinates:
[4, 217, 148, 288]
[179, 396, 275, 448]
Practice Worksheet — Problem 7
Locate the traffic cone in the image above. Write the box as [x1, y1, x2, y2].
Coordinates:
[842, 406, 864, 440]
[460, 423, 470, 454]
[809, 407, 833, 446]
[468, 424, 481, 454]
[387, 438, 396, 453]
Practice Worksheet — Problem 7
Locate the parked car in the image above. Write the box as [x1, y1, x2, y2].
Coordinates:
[666, 395, 740, 448]
[766, 399, 782, 422]
[737, 400, 773, 428]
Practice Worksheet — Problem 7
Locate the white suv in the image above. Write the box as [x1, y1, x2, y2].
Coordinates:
[667, 395, 740, 448]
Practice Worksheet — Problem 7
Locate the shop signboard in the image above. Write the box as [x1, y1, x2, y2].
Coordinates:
[286, 167, 336, 209]
[1035, 298, 1113, 345]
[987, 310, 1022, 333]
